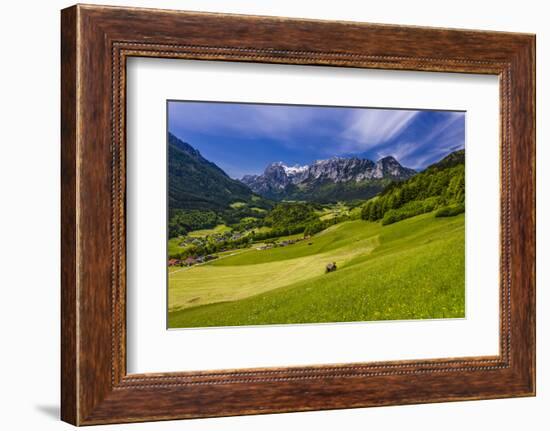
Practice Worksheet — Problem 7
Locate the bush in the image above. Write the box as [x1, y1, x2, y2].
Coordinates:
[435, 203, 465, 218]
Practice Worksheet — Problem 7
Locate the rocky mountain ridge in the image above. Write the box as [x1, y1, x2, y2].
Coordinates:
[241, 155, 416, 200]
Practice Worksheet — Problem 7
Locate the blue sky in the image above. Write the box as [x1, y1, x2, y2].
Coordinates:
[168, 101, 465, 179]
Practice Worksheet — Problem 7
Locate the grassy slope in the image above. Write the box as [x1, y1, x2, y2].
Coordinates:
[168, 220, 380, 310]
[209, 220, 377, 267]
[168, 237, 189, 257]
[168, 213, 465, 328]
[187, 224, 231, 238]
[168, 224, 231, 256]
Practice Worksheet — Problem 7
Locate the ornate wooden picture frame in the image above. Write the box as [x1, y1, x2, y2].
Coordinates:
[61, 4, 535, 425]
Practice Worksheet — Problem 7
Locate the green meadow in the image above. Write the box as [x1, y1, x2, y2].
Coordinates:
[168, 212, 465, 328]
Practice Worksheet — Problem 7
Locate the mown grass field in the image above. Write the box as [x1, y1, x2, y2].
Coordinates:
[168, 212, 465, 328]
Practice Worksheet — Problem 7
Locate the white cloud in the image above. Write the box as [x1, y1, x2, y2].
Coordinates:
[375, 141, 418, 162]
[169, 102, 465, 170]
[340, 109, 420, 152]
[420, 111, 463, 144]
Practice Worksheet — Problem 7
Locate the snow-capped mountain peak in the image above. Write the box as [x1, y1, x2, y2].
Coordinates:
[240, 155, 416, 201]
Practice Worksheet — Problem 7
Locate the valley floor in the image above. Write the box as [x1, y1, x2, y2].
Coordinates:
[168, 212, 465, 328]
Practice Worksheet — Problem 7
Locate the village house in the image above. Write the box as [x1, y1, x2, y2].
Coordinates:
[183, 256, 197, 266]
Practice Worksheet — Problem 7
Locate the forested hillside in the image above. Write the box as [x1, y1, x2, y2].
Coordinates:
[361, 150, 465, 225]
[168, 133, 274, 237]
[168, 133, 257, 211]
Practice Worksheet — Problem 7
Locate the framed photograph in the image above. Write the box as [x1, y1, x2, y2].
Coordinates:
[61, 4, 535, 425]
[165, 101, 466, 329]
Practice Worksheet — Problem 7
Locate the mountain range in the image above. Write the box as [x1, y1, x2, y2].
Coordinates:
[240, 156, 416, 202]
[169, 132, 419, 208]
